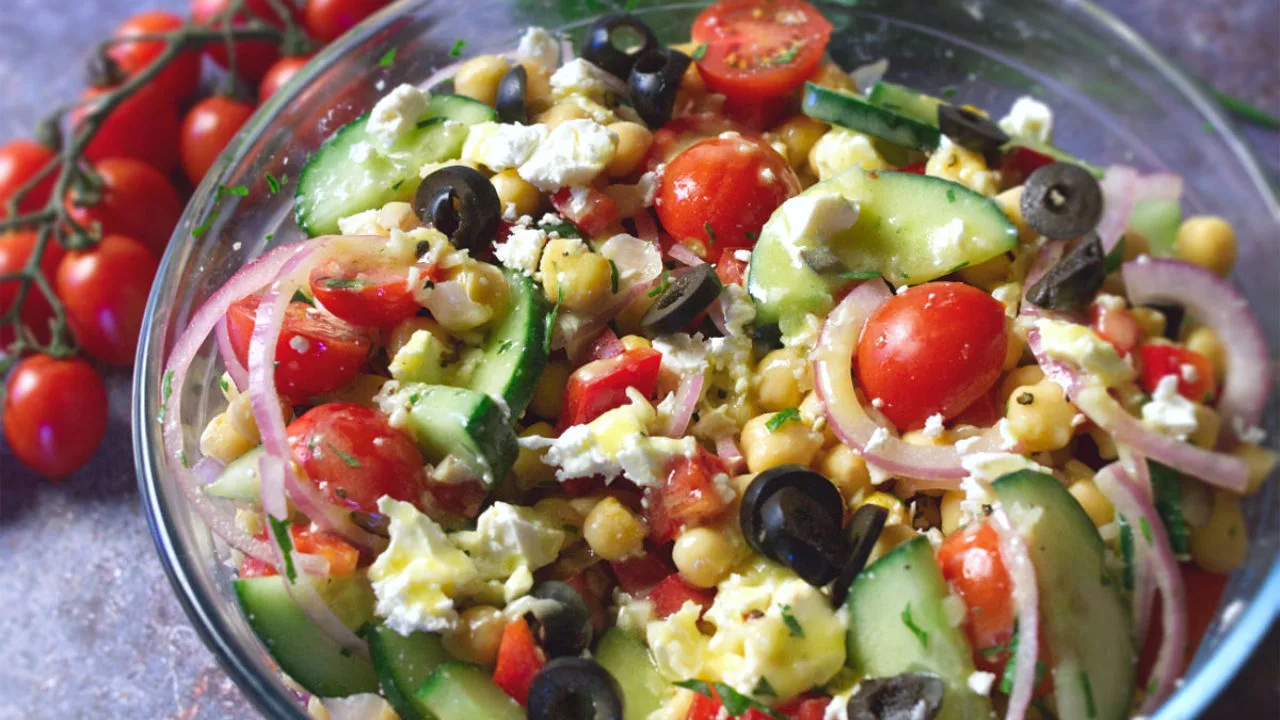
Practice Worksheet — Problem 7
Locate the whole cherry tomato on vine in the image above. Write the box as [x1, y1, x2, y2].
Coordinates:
[65, 158, 182, 256]
[0, 231, 65, 347]
[303, 0, 390, 43]
[56, 234, 159, 366]
[73, 84, 181, 174]
[192, 0, 299, 83]
[259, 55, 313, 103]
[180, 96, 257, 185]
[3, 355, 108, 480]
[0, 140, 58, 220]
[107, 11, 202, 104]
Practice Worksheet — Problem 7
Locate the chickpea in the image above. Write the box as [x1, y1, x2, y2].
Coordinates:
[957, 253, 1014, 292]
[1068, 479, 1114, 527]
[389, 317, 450, 360]
[453, 55, 510, 106]
[1175, 216, 1237, 277]
[1188, 404, 1223, 450]
[606, 122, 654, 178]
[513, 422, 557, 491]
[811, 62, 856, 92]
[442, 605, 506, 665]
[491, 169, 542, 219]
[530, 360, 570, 421]
[1129, 307, 1166, 340]
[1121, 231, 1151, 262]
[1087, 425, 1119, 460]
[517, 60, 552, 111]
[672, 526, 741, 588]
[769, 115, 829, 168]
[1189, 490, 1249, 573]
[619, 334, 651, 351]
[583, 497, 646, 561]
[534, 497, 583, 546]
[540, 239, 613, 311]
[1002, 322, 1025, 371]
[199, 413, 256, 464]
[1004, 381, 1076, 452]
[1234, 443, 1278, 496]
[995, 187, 1035, 243]
[819, 444, 871, 505]
[740, 412, 824, 473]
[754, 348, 810, 412]
[798, 391, 839, 448]
[1182, 326, 1226, 385]
[939, 490, 965, 535]
[535, 101, 591, 130]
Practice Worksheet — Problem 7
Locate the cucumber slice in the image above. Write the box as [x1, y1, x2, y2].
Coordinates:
[594, 629, 666, 720]
[368, 625, 453, 720]
[295, 93, 496, 237]
[992, 470, 1134, 720]
[1002, 138, 1105, 179]
[747, 167, 1018, 329]
[1127, 198, 1181, 256]
[868, 81, 945, 127]
[845, 536, 994, 720]
[234, 574, 379, 697]
[803, 83, 941, 151]
[398, 383, 518, 486]
[413, 662, 526, 720]
[204, 447, 263, 502]
[465, 270, 549, 419]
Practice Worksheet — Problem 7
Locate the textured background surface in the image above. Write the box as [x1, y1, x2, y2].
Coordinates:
[0, 1, 1276, 718]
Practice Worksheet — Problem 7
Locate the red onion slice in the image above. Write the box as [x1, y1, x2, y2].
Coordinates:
[1022, 241, 1066, 299]
[556, 276, 660, 359]
[1093, 462, 1188, 714]
[812, 279, 1012, 486]
[1122, 257, 1271, 432]
[214, 313, 249, 392]
[660, 373, 704, 438]
[191, 455, 226, 485]
[715, 434, 745, 475]
[1132, 173, 1184, 204]
[1097, 165, 1139, 252]
[667, 242, 705, 267]
[632, 211, 659, 246]
[989, 506, 1039, 720]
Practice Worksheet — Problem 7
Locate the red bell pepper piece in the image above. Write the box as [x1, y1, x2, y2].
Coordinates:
[551, 186, 621, 238]
[1139, 344, 1216, 403]
[999, 145, 1056, 187]
[493, 617, 545, 706]
[645, 449, 731, 545]
[559, 347, 663, 429]
[1087, 299, 1141, 358]
[648, 574, 716, 619]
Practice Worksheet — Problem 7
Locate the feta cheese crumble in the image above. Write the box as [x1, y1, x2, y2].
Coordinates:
[998, 95, 1054, 145]
[461, 122, 549, 171]
[367, 84, 431, 147]
[493, 224, 549, 276]
[518, 119, 618, 191]
[369, 497, 478, 635]
[515, 26, 560, 70]
[1141, 375, 1199, 440]
[549, 58, 615, 103]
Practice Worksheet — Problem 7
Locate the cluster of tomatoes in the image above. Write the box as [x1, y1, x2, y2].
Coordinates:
[0, 0, 390, 480]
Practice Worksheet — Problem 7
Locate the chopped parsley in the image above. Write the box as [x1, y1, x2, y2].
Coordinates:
[544, 287, 564, 354]
[539, 219, 583, 238]
[498, 339, 514, 354]
[1140, 516, 1153, 545]
[265, 172, 280, 194]
[839, 270, 882, 280]
[751, 676, 776, 698]
[743, 230, 758, 240]
[192, 211, 220, 238]
[323, 277, 373, 290]
[562, 523, 579, 534]
[946, 188, 957, 203]
[268, 515, 297, 583]
[158, 370, 174, 423]
[379, 48, 398, 67]
[779, 604, 804, 637]
[1208, 88, 1280, 129]
[691, 42, 707, 61]
[999, 630, 1047, 694]
[704, 221, 717, 246]
[391, 178, 405, 191]
[178, 449, 188, 468]
[765, 407, 800, 432]
[647, 270, 670, 298]
[449, 39, 468, 57]
[290, 289, 313, 305]
[765, 42, 801, 68]
[330, 445, 362, 468]
[1103, 236, 1126, 274]
[901, 603, 928, 647]
[674, 680, 787, 720]
[216, 183, 249, 200]
[1080, 671, 1098, 719]
[609, 259, 619, 294]
[264, 233, 274, 242]
[408, 392, 420, 404]
[940, 86, 957, 98]
[219, 377, 230, 393]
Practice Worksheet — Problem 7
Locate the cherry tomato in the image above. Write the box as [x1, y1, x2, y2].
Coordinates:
[225, 295, 372, 403]
[65, 157, 181, 255]
[258, 55, 313, 103]
[286, 403, 425, 514]
[643, 114, 738, 170]
[715, 253, 749, 286]
[240, 524, 360, 577]
[1087, 299, 1141, 357]
[180, 96, 257, 185]
[303, 0, 388, 43]
[656, 135, 798, 262]
[952, 388, 1002, 428]
[0, 231, 65, 347]
[856, 282, 1008, 430]
[73, 84, 181, 173]
[937, 523, 1015, 651]
[0, 140, 57, 219]
[107, 11, 201, 103]
[3, 355, 107, 480]
[191, 0, 298, 82]
[647, 574, 715, 618]
[559, 346, 663, 428]
[493, 616, 545, 706]
[56, 234, 158, 365]
[609, 552, 676, 595]
[686, 692, 722, 720]
[646, 449, 731, 544]
[308, 258, 423, 329]
[550, 186, 620, 238]
[1000, 145, 1056, 188]
[691, 0, 833, 104]
[1139, 344, 1217, 403]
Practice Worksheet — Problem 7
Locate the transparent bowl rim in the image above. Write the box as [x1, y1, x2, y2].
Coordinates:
[132, 1, 1280, 718]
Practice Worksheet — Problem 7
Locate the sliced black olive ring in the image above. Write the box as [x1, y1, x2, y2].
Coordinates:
[496, 64, 529, 124]
[937, 104, 1009, 163]
[413, 165, 501, 255]
[526, 581, 593, 659]
[830, 503, 889, 608]
[847, 672, 946, 720]
[1026, 233, 1106, 311]
[641, 263, 722, 334]
[1020, 161, 1104, 240]
[628, 48, 693, 129]
[527, 657, 624, 720]
[740, 465, 845, 587]
[582, 13, 661, 80]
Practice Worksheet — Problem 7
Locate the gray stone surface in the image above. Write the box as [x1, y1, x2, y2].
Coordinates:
[0, 1, 1275, 718]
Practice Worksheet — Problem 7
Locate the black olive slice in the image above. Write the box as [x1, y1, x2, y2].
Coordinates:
[628, 48, 692, 128]
[1025, 233, 1106, 311]
[526, 581, 593, 658]
[1020, 162, 1104, 240]
[740, 465, 844, 558]
[496, 64, 528, 124]
[527, 657, 624, 720]
[937, 104, 1009, 163]
[640, 263, 722, 334]
[583, 14, 661, 80]
[413, 165, 501, 254]
[847, 673, 946, 720]
[830, 503, 889, 608]
[759, 487, 842, 586]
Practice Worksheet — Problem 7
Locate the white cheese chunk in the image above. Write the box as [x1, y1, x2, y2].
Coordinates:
[1141, 375, 1199, 440]
[518, 119, 618, 191]
[515, 26, 560, 70]
[998, 96, 1054, 144]
[367, 84, 431, 147]
[493, 224, 549, 276]
[461, 122, 549, 171]
[550, 58, 615, 102]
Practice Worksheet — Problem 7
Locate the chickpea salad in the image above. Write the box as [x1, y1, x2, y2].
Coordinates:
[159, 2, 1275, 720]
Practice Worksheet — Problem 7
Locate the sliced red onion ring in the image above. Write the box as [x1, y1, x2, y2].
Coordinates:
[1097, 165, 1139, 252]
[632, 211, 659, 246]
[667, 242, 705, 267]
[1132, 173, 1184, 203]
[1093, 462, 1187, 714]
[420, 58, 469, 93]
[989, 505, 1039, 720]
[849, 59, 888, 92]
[556, 276, 660, 359]
[214, 313, 248, 392]
[1022, 241, 1066, 299]
[191, 455, 226, 485]
[1110, 448, 1158, 646]
[715, 434, 745, 475]
[1122, 257, 1271, 432]
[660, 373, 704, 438]
[813, 279, 1012, 486]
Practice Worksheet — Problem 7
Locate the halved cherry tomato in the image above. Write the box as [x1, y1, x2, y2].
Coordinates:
[559, 346, 663, 428]
[242, 524, 361, 577]
[646, 449, 731, 545]
[74, 84, 181, 173]
[610, 552, 676, 594]
[715, 253, 749, 286]
[776, 696, 832, 720]
[107, 11, 201, 103]
[225, 295, 371, 403]
[937, 523, 1016, 651]
[493, 616, 545, 706]
[1139, 343, 1217, 402]
[286, 403, 425, 514]
[3, 355, 107, 480]
[953, 388, 1002, 428]
[308, 258, 423, 328]
[191, 0, 298, 82]
[856, 282, 1008, 430]
[0, 231, 65, 346]
[1087, 299, 1141, 357]
[0, 140, 57, 219]
[56, 234, 158, 365]
[656, 135, 799, 262]
[303, 0, 389, 43]
[644, 114, 739, 170]
[551, 186, 620, 238]
[686, 692, 721, 720]
[238, 554, 278, 578]
[259, 55, 313, 103]
[181, 96, 257, 185]
[65, 157, 182, 255]
[690, 0, 833, 104]
[648, 574, 716, 618]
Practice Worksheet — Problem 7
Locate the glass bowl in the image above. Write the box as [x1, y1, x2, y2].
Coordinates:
[133, 1, 1280, 717]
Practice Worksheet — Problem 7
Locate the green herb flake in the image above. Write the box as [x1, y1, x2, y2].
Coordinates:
[157, 370, 175, 423]
[192, 211, 220, 238]
[940, 86, 957, 98]
[647, 270, 670, 298]
[1103, 236, 1126, 274]
[1209, 88, 1280, 129]
[562, 523, 579, 534]
[498, 339, 514, 354]
[450, 39, 468, 57]
[692, 43, 707, 61]
[1150, 460, 1190, 556]
[839, 270, 882, 280]
[290, 289, 313, 305]
[323, 277, 373, 290]
[178, 449, 188, 468]
[264, 233, 274, 242]
[227, 185, 249, 197]
[751, 676, 776, 698]
[219, 377, 230, 392]
[379, 48, 397, 67]
[675, 680, 787, 720]
[1202, 120, 1215, 135]
[779, 604, 804, 637]
[1080, 671, 1098, 719]
[704, 221, 717, 246]
[265, 172, 280, 194]
[544, 286, 564, 354]
[766, 43, 801, 68]
[408, 392, 420, 404]
[946, 188, 957, 203]
[901, 603, 929, 647]
[1139, 516, 1153, 545]
[947, 261, 969, 274]
[609, 259, 620, 294]
[268, 515, 297, 583]
[391, 179, 405, 191]
[1118, 515, 1135, 591]
[743, 231, 758, 240]
[765, 407, 800, 432]
[280, 173, 289, 185]
[330, 445, 362, 468]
